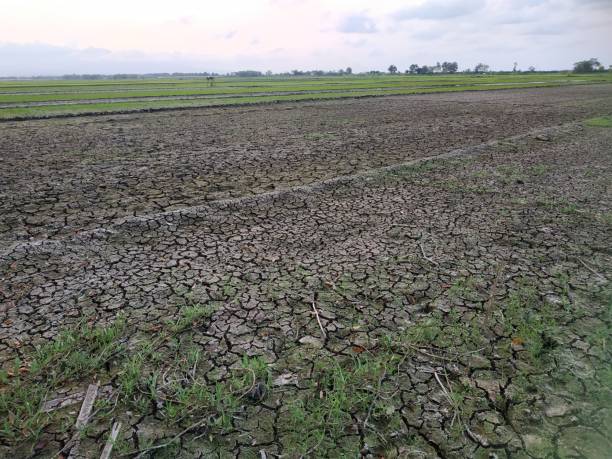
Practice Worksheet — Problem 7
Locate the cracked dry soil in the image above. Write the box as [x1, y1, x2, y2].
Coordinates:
[0, 85, 611, 458]
[2, 84, 612, 243]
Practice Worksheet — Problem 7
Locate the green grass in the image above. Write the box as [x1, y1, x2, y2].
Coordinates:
[0, 84, 583, 120]
[502, 286, 558, 360]
[281, 352, 403, 456]
[0, 73, 604, 92]
[0, 303, 218, 454]
[2, 260, 610, 456]
[0, 318, 128, 444]
[1, 74, 607, 104]
[585, 115, 612, 127]
[1, 72, 611, 120]
[0, 80, 570, 103]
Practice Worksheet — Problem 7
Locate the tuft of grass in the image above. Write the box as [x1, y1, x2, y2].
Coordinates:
[502, 286, 559, 361]
[448, 277, 478, 300]
[534, 196, 582, 215]
[281, 352, 402, 456]
[529, 164, 548, 176]
[584, 115, 612, 128]
[170, 303, 217, 332]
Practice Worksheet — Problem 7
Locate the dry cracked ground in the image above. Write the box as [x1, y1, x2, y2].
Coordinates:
[0, 85, 611, 459]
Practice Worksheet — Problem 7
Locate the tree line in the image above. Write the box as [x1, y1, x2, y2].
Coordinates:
[4, 58, 608, 81]
[389, 61, 459, 74]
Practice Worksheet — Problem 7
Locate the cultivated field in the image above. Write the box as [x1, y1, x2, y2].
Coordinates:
[1, 84, 611, 458]
[1, 73, 612, 120]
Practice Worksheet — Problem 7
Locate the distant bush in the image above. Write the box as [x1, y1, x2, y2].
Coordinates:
[573, 58, 604, 73]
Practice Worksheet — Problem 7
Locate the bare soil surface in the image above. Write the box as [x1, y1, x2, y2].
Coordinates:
[0, 86, 611, 458]
[1, 85, 611, 246]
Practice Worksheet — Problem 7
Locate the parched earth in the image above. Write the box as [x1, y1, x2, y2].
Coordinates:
[0, 86, 611, 458]
[2, 84, 612, 243]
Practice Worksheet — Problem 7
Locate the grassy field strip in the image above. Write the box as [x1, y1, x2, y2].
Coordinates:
[2, 80, 608, 120]
[0, 74, 579, 89]
[0, 77, 577, 96]
[0, 73, 609, 96]
[3, 78, 608, 104]
[0, 83, 504, 103]
[1, 79, 600, 107]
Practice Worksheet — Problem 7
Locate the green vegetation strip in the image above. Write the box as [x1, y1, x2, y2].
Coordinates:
[1, 72, 609, 92]
[3, 74, 610, 102]
[2, 79, 610, 120]
[585, 115, 612, 127]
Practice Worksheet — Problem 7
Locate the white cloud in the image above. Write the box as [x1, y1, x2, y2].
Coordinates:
[338, 14, 378, 33]
[393, 0, 485, 20]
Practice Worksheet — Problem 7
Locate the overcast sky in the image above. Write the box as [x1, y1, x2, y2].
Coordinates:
[1, 0, 611, 76]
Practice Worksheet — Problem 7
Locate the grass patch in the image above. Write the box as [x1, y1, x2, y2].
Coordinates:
[502, 286, 558, 361]
[281, 353, 402, 456]
[534, 196, 582, 215]
[0, 302, 222, 455]
[0, 318, 127, 444]
[2, 73, 612, 120]
[585, 115, 612, 128]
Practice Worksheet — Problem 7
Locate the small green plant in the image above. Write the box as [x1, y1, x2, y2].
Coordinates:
[529, 164, 547, 176]
[171, 303, 216, 332]
[448, 277, 481, 301]
[503, 286, 558, 361]
[404, 314, 444, 344]
[281, 352, 401, 456]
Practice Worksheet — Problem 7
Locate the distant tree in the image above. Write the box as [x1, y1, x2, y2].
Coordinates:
[528, 66, 536, 72]
[388, 64, 398, 74]
[265, 70, 273, 76]
[513, 62, 518, 72]
[409, 64, 420, 74]
[573, 58, 602, 73]
[417, 65, 432, 74]
[474, 63, 490, 73]
[346, 67, 353, 75]
[442, 61, 458, 73]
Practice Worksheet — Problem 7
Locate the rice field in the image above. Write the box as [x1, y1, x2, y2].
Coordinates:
[1, 72, 611, 120]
